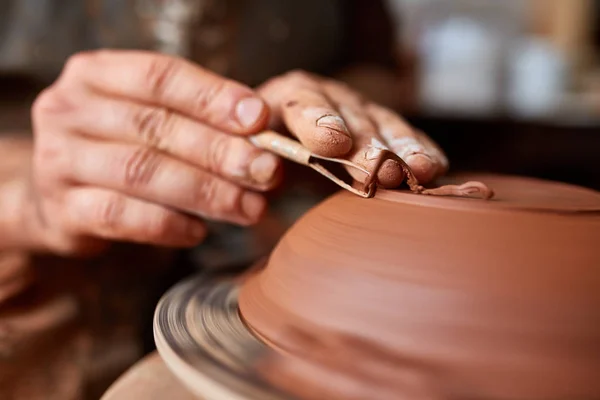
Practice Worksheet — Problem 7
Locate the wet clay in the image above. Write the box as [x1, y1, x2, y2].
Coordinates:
[252, 131, 492, 200]
[366, 150, 494, 200]
[238, 174, 600, 399]
[347, 136, 405, 188]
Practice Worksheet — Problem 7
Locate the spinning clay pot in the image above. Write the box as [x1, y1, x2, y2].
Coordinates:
[238, 174, 600, 399]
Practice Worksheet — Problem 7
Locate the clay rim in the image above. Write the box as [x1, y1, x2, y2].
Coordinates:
[381, 173, 600, 214]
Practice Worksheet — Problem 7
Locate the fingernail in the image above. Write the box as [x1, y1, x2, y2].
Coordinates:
[316, 115, 350, 137]
[236, 97, 265, 128]
[250, 152, 279, 184]
[241, 192, 266, 222]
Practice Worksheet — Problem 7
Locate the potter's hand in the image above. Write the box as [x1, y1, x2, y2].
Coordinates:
[30, 50, 280, 255]
[259, 71, 448, 187]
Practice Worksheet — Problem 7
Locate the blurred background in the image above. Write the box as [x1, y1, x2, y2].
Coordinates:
[389, 0, 600, 194]
[0, 0, 599, 268]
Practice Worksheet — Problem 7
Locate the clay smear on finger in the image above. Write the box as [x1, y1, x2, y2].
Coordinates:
[281, 88, 353, 157]
[415, 130, 449, 176]
[315, 114, 348, 135]
[323, 78, 406, 187]
[360, 137, 404, 188]
[298, 107, 352, 157]
[336, 104, 404, 188]
[368, 148, 494, 200]
[387, 136, 437, 183]
[312, 114, 352, 157]
[368, 104, 437, 183]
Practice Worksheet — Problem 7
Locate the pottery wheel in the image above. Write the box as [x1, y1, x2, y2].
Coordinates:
[154, 273, 291, 400]
[155, 174, 600, 400]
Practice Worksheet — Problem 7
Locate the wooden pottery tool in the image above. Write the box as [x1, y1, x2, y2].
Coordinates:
[250, 131, 377, 198]
[250, 131, 495, 200]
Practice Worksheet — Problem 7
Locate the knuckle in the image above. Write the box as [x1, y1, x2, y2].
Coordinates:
[144, 55, 180, 98]
[32, 86, 76, 119]
[378, 104, 396, 119]
[285, 69, 309, 82]
[95, 194, 126, 232]
[328, 80, 364, 104]
[206, 134, 231, 173]
[367, 103, 395, 123]
[123, 147, 162, 189]
[194, 176, 220, 211]
[283, 70, 318, 87]
[211, 185, 243, 216]
[194, 177, 243, 217]
[131, 107, 174, 148]
[63, 51, 96, 77]
[192, 79, 227, 115]
[31, 88, 54, 118]
[32, 136, 70, 184]
[144, 210, 174, 240]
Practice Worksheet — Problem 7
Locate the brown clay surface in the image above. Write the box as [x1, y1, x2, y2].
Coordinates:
[239, 174, 600, 399]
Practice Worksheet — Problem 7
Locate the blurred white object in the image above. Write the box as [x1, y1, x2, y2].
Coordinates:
[419, 16, 502, 115]
[506, 37, 567, 118]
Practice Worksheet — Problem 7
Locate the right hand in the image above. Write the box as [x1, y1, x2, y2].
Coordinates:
[29, 50, 281, 256]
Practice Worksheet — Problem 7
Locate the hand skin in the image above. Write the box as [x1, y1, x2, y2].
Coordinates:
[28, 50, 281, 256]
[257, 70, 448, 187]
[0, 50, 446, 258]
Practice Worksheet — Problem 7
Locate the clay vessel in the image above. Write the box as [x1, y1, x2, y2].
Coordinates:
[239, 174, 600, 399]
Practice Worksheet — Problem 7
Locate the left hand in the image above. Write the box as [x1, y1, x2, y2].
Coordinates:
[258, 71, 448, 187]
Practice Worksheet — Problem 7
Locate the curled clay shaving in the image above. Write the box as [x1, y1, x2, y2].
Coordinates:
[373, 150, 494, 200]
[421, 181, 495, 200]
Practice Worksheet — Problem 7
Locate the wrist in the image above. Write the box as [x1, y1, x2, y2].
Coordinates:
[0, 136, 47, 253]
[0, 173, 45, 252]
[0, 135, 110, 257]
[8, 180, 109, 257]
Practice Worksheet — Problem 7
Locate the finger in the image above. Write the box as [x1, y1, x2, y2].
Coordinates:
[415, 130, 449, 177]
[63, 187, 206, 247]
[258, 71, 352, 157]
[59, 50, 269, 134]
[64, 137, 267, 226]
[322, 81, 404, 188]
[62, 93, 281, 190]
[367, 104, 440, 183]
